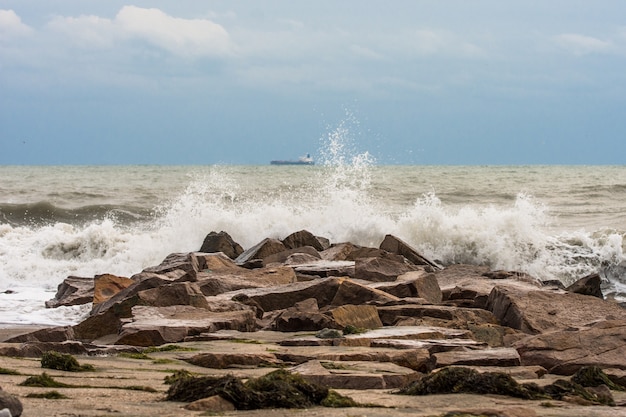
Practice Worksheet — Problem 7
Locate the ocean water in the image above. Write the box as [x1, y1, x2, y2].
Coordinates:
[1, 148, 625, 325]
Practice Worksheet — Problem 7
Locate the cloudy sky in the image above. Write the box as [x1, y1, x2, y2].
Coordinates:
[1, 1, 626, 165]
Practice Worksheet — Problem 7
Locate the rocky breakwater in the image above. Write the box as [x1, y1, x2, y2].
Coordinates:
[1, 229, 626, 416]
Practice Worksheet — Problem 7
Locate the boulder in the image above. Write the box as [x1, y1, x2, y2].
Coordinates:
[0, 389, 23, 417]
[355, 257, 417, 282]
[293, 261, 355, 278]
[329, 305, 383, 330]
[4, 325, 75, 343]
[433, 348, 521, 368]
[186, 395, 236, 412]
[235, 238, 287, 265]
[271, 299, 337, 332]
[142, 252, 202, 282]
[486, 285, 626, 334]
[197, 265, 296, 296]
[263, 246, 321, 265]
[136, 281, 209, 309]
[379, 234, 441, 269]
[320, 242, 360, 261]
[199, 231, 244, 259]
[114, 305, 257, 346]
[0, 340, 88, 357]
[93, 273, 134, 304]
[330, 278, 400, 306]
[566, 273, 604, 299]
[45, 276, 94, 308]
[291, 359, 418, 390]
[184, 352, 281, 369]
[377, 304, 498, 328]
[230, 277, 344, 312]
[373, 271, 443, 304]
[282, 230, 326, 251]
[514, 319, 626, 375]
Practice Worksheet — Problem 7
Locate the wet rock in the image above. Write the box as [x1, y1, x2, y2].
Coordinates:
[235, 238, 287, 265]
[230, 277, 344, 312]
[93, 274, 134, 305]
[264, 246, 321, 265]
[282, 229, 326, 251]
[373, 271, 442, 304]
[566, 272, 604, 299]
[355, 257, 417, 282]
[136, 281, 209, 309]
[379, 234, 441, 270]
[45, 276, 94, 308]
[199, 231, 244, 259]
[0, 340, 88, 357]
[197, 265, 296, 296]
[0, 389, 22, 417]
[142, 252, 202, 282]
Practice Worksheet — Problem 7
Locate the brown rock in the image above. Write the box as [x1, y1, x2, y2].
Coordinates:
[374, 271, 443, 304]
[291, 359, 418, 390]
[263, 246, 321, 265]
[199, 231, 244, 259]
[330, 279, 400, 306]
[514, 319, 626, 375]
[0, 388, 23, 417]
[197, 265, 296, 296]
[486, 285, 626, 334]
[355, 256, 417, 282]
[566, 273, 604, 299]
[114, 305, 257, 346]
[271, 298, 337, 332]
[234, 238, 287, 264]
[0, 340, 88, 357]
[93, 273, 134, 304]
[433, 347, 521, 368]
[185, 395, 236, 412]
[184, 352, 280, 369]
[142, 252, 201, 282]
[137, 281, 209, 309]
[45, 276, 94, 308]
[377, 304, 498, 327]
[293, 261, 355, 278]
[329, 304, 383, 330]
[4, 325, 75, 343]
[282, 229, 326, 251]
[379, 234, 441, 269]
[231, 277, 344, 312]
[320, 242, 360, 261]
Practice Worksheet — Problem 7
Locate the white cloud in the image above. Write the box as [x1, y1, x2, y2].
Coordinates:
[46, 6, 233, 58]
[0, 9, 33, 39]
[554, 33, 611, 55]
[410, 29, 485, 58]
[115, 6, 232, 57]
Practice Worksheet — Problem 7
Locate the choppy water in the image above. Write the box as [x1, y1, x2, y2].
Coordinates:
[1, 147, 625, 325]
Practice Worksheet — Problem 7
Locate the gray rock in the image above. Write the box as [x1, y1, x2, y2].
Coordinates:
[0, 391, 21, 417]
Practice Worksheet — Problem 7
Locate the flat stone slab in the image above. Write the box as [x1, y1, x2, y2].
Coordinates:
[433, 347, 521, 368]
[291, 359, 419, 389]
[371, 338, 487, 353]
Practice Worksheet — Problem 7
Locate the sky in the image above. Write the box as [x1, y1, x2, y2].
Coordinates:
[1, 1, 626, 165]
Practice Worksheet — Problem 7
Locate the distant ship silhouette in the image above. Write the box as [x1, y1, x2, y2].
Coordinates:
[270, 154, 314, 165]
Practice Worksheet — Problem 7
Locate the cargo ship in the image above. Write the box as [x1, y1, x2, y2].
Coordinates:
[270, 154, 314, 165]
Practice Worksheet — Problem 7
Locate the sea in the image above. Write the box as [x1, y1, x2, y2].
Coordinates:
[1, 140, 626, 326]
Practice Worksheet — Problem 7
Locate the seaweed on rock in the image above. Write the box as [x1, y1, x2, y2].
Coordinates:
[165, 369, 357, 409]
[397, 367, 544, 399]
[41, 351, 95, 372]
